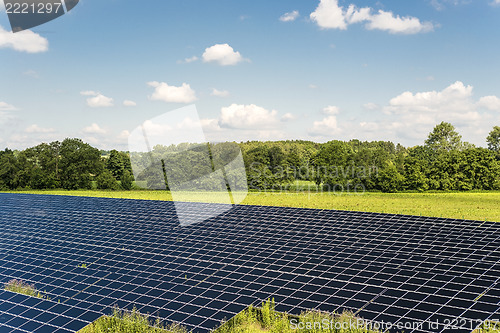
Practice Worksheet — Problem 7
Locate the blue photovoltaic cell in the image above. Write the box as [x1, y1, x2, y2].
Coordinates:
[0, 193, 499, 333]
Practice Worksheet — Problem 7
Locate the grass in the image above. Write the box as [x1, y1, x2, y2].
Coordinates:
[6, 187, 500, 222]
[4, 279, 48, 299]
[78, 300, 384, 333]
[473, 321, 500, 333]
[213, 299, 383, 333]
[77, 307, 188, 333]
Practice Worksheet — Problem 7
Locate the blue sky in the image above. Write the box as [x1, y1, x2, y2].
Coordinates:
[1, 0, 500, 150]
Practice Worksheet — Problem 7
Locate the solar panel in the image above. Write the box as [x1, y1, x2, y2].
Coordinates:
[0, 193, 499, 333]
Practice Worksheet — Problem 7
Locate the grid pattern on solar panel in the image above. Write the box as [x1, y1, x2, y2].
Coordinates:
[0, 193, 499, 333]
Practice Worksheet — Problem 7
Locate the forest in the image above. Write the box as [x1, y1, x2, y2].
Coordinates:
[0, 122, 499, 193]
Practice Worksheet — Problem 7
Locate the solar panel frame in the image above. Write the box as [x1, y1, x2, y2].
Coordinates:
[0, 193, 499, 333]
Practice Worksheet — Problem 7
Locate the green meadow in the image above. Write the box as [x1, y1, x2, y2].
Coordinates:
[6, 188, 500, 222]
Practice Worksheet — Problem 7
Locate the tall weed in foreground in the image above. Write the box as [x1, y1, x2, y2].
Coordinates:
[213, 298, 383, 333]
[77, 306, 189, 333]
[4, 279, 47, 299]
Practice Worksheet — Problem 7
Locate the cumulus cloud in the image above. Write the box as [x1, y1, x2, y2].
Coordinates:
[355, 81, 500, 146]
[363, 103, 379, 110]
[118, 130, 130, 140]
[83, 123, 107, 134]
[310, 0, 434, 34]
[148, 81, 197, 103]
[0, 101, 17, 126]
[0, 101, 16, 111]
[323, 105, 340, 115]
[366, 10, 434, 34]
[219, 104, 279, 129]
[25, 124, 55, 133]
[211, 88, 230, 97]
[309, 116, 341, 137]
[80, 91, 114, 107]
[386, 81, 474, 115]
[281, 113, 296, 121]
[0, 25, 49, 53]
[89, 94, 113, 108]
[202, 44, 246, 66]
[280, 10, 300, 22]
[477, 96, 500, 111]
[123, 100, 137, 107]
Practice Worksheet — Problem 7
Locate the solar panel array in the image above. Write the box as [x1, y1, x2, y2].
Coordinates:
[0, 193, 499, 333]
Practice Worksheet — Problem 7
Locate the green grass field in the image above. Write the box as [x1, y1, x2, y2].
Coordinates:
[4, 187, 500, 222]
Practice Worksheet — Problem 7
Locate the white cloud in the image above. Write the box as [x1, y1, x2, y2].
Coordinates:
[201, 118, 287, 142]
[200, 118, 221, 132]
[202, 44, 246, 66]
[280, 10, 300, 22]
[310, 0, 349, 29]
[0, 101, 17, 127]
[123, 100, 137, 107]
[5, 132, 61, 149]
[493, 0, 500, 5]
[309, 84, 319, 89]
[323, 105, 340, 115]
[25, 124, 55, 133]
[83, 123, 107, 134]
[86, 94, 114, 108]
[310, 0, 434, 34]
[478, 96, 500, 111]
[363, 103, 379, 110]
[366, 10, 434, 34]
[281, 113, 296, 121]
[118, 130, 130, 140]
[357, 81, 500, 146]
[148, 81, 197, 103]
[81, 90, 114, 107]
[0, 25, 49, 53]
[0, 101, 16, 111]
[309, 116, 341, 137]
[177, 56, 198, 64]
[386, 81, 474, 115]
[140, 120, 172, 137]
[211, 88, 230, 97]
[219, 104, 279, 129]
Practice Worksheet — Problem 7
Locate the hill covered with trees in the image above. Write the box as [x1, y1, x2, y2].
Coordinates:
[1, 123, 499, 193]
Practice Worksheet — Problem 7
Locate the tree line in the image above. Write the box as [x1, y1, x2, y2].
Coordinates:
[0, 123, 499, 193]
[0, 139, 134, 191]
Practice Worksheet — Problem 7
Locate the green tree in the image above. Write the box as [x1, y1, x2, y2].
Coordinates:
[312, 141, 353, 187]
[487, 126, 500, 153]
[59, 138, 104, 190]
[20, 142, 61, 189]
[120, 170, 134, 190]
[0, 149, 20, 190]
[377, 163, 404, 193]
[425, 122, 463, 152]
[96, 169, 120, 190]
[107, 150, 125, 179]
[460, 148, 500, 190]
